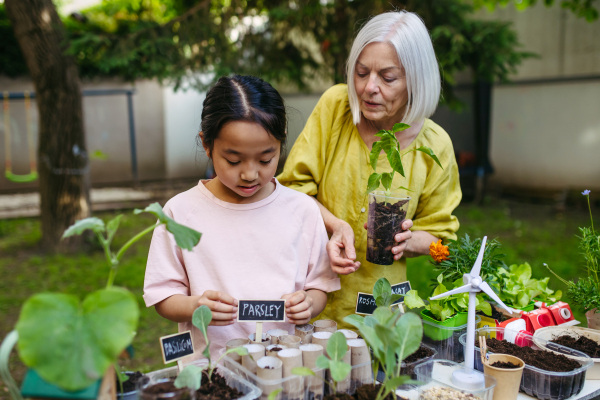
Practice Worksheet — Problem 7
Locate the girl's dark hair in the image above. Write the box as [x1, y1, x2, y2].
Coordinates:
[200, 75, 287, 154]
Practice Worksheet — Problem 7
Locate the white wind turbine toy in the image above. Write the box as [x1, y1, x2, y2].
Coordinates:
[429, 236, 514, 389]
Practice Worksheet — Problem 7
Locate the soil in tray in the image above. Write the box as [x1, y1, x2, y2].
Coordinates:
[366, 198, 408, 265]
[551, 334, 600, 358]
[197, 369, 244, 400]
[354, 384, 399, 400]
[116, 371, 147, 393]
[490, 361, 521, 369]
[482, 338, 582, 372]
[403, 345, 434, 364]
[139, 381, 192, 400]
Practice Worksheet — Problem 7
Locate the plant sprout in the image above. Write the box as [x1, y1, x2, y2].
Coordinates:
[366, 123, 442, 196]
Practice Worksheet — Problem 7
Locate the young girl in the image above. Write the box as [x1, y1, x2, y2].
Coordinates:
[143, 75, 340, 360]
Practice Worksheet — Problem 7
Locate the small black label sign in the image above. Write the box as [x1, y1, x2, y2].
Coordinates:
[238, 299, 286, 322]
[160, 330, 194, 364]
[355, 281, 412, 315]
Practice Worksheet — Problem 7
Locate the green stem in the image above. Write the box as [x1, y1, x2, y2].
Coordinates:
[544, 263, 570, 286]
[115, 223, 159, 262]
[588, 196, 595, 232]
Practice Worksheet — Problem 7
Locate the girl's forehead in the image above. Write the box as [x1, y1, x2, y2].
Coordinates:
[215, 120, 280, 152]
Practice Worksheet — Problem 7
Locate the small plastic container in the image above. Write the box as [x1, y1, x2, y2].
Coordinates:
[460, 327, 593, 400]
[144, 362, 261, 400]
[366, 191, 410, 265]
[375, 344, 438, 382]
[421, 311, 481, 362]
[415, 359, 497, 400]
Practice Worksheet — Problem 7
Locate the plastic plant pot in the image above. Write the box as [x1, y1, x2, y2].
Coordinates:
[460, 327, 593, 400]
[118, 371, 148, 400]
[415, 359, 497, 400]
[366, 191, 410, 265]
[375, 344, 438, 382]
[421, 311, 480, 362]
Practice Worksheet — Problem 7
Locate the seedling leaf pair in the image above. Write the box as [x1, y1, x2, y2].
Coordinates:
[135, 203, 202, 251]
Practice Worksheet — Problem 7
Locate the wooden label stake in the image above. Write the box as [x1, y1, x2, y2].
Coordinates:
[255, 322, 263, 343]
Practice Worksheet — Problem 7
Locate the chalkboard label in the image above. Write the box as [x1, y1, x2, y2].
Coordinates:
[238, 299, 286, 322]
[160, 330, 194, 364]
[355, 281, 412, 315]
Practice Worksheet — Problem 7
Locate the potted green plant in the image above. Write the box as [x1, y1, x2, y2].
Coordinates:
[548, 190, 600, 330]
[365, 123, 442, 265]
[0, 203, 202, 399]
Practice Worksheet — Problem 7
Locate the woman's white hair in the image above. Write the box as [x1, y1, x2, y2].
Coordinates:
[346, 11, 441, 126]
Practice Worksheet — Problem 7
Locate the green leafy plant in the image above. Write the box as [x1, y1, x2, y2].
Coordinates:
[343, 278, 422, 400]
[6, 203, 202, 392]
[403, 274, 492, 322]
[366, 123, 443, 196]
[292, 332, 352, 393]
[175, 306, 249, 390]
[548, 190, 600, 314]
[496, 263, 561, 309]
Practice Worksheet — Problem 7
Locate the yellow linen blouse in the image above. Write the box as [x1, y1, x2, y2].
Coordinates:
[277, 84, 462, 328]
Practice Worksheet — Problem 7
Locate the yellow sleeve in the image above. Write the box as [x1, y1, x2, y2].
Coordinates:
[277, 94, 334, 196]
[411, 134, 462, 242]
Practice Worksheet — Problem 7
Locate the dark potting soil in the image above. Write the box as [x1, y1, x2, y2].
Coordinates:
[483, 338, 582, 372]
[197, 369, 244, 400]
[366, 198, 408, 265]
[270, 346, 285, 352]
[139, 381, 193, 400]
[551, 335, 600, 358]
[323, 394, 355, 400]
[403, 345, 434, 364]
[116, 371, 147, 393]
[490, 361, 521, 369]
[355, 384, 396, 400]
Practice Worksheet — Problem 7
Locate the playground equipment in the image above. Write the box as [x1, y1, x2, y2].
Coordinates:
[3, 91, 38, 183]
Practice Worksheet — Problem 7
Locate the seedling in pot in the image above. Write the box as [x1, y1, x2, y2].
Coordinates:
[365, 123, 443, 265]
[175, 306, 249, 390]
[292, 332, 351, 395]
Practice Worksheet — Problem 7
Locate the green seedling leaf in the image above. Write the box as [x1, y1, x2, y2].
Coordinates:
[375, 324, 399, 349]
[316, 355, 330, 370]
[343, 314, 364, 329]
[390, 294, 404, 304]
[376, 292, 391, 307]
[174, 365, 204, 390]
[226, 347, 249, 356]
[373, 278, 392, 301]
[106, 214, 123, 244]
[392, 123, 411, 132]
[16, 288, 138, 391]
[192, 305, 212, 340]
[394, 312, 423, 362]
[354, 325, 384, 359]
[363, 315, 378, 327]
[396, 186, 414, 192]
[384, 376, 419, 391]
[135, 203, 202, 251]
[366, 173, 382, 193]
[388, 150, 405, 177]
[268, 389, 283, 400]
[370, 141, 383, 170]
[62, 217, 105, 238]
[202, 343, 211, 359]
[381, 172, 394, 191]
[403, 290, 426, 309]
[373, 307, 394, 326]
[329, 360, 352, 383]
[292, 367, 316, 377]
[415, 146, 443, 169]
[326, 332, 348, 361]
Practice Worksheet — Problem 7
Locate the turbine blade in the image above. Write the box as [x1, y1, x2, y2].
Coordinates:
[480, 282, 513, 315]
[470, 236, 487, 278]
[430, 283, 472, 300]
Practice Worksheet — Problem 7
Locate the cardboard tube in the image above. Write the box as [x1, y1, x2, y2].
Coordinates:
[311, 331, 332, 349]
[249, 333, 272, 346]
[336, 329, 359, 339]
[267, 329, 289, 345]
[314, 319, 337, 333]
[348, 339, 372, 385]
[266, 344, 288, 357]
[295, 324, 314, 344]
[277, 348, 304, 400]
[278, 335, 302, 349]
[300, 344, 324, 398]
[257, 356, 283, 400]
[483, 354, 525, 400]
[241, 343, 265, 374]
[226, 338, 250, 363]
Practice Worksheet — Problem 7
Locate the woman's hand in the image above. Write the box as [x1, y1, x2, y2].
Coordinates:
[195, 290, 238, 326]
[363, 219, 413, 261]
[281, 290, 314, 325]
[327, 219, 361, 275]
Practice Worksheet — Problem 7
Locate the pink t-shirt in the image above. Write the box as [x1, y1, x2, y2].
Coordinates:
[143, 178, 340, 361]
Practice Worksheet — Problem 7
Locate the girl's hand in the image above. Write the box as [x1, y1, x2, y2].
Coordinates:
[196, 290, 238, 326]
[327, 220, 361, 275]
[281, 291, 313, 325]
[363, 219, 413, 261]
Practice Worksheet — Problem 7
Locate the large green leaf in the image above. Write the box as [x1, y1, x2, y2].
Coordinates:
[403, 290, 426, 309]
[384, 376, 419, 391]
[375, 324, 399, 349]
[329, 360, 352, 383]
[62, 218, 105, 238]
[343, 314, 364, 329]
[326, 332, 347, 361]
[387, 150, 405, 177]
[381, 172, 394, 191]
[16, 288, 139, 391]
[366, 173, 382, 193]
[192, 305, 212, 340]
[394, 313, 422, 362]
[292, 367, 316, 377]
[370, 141, 383, 170]
[106, 214, 123, 244]
[135, 203, 202, 251]
[316, 355, 330, 370]
[374, 278, 391, 300]
[373, 307, 394, 326]
[174, 365, 204, 390]
[392, 123, 411, 132]
[415, 146, 443, 169]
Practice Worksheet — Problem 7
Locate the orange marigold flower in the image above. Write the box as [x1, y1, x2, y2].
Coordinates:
[430, 239, 450, 263]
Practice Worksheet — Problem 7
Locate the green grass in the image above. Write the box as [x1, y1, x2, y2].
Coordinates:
[0, 196, 593, 395]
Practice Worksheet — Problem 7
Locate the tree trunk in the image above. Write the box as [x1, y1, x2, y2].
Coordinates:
[5, 0, 90, 251]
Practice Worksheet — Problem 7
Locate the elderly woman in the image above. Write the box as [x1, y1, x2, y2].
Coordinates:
[278, 11, 462, 326]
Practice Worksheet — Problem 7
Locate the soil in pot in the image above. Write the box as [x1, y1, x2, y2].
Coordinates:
[400, 345, 435, 377]
[117, 371, 147, 393]
[197, 369, 244, 400]
[551, 335, 600, 358]
[481, 338, 581, 372]
[323, 394, 354, 400]
[354, 384, 397, 400]
[490, 361, 520, 369]
[139, 380, 192, 400]
[366, 197, 408, 265]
